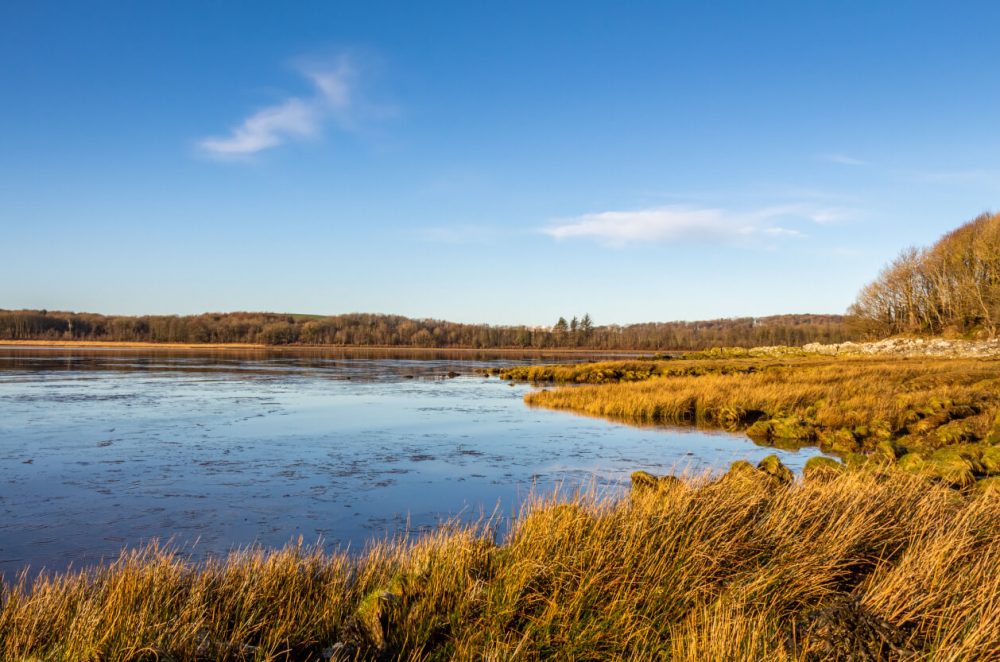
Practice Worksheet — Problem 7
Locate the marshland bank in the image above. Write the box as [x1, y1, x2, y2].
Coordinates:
[497, 349, 1000, 488]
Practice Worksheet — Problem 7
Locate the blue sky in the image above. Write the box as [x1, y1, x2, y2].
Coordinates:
[2, 1, 999, 325]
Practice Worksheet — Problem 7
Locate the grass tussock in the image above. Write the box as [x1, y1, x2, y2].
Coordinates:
[0, 470, 998, 660]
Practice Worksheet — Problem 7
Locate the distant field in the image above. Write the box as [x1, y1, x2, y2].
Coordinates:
[0, 339, 269, 350]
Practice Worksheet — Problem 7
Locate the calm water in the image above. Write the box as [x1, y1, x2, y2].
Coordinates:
[0, 348, 824, 576]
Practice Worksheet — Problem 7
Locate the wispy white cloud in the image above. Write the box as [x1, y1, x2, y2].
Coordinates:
[541, 203, 851, 247]
[198, 57, 359, 159]
[543, 208, 746, 245]
[819, 153, 867, 166]
[746, 203, 852, 225]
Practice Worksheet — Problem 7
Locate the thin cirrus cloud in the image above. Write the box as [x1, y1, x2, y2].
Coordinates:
[198, 57, 358, 158]
[745, 203, 850, 225]
[819, 153, 867, 166]
[541, 204, 851, 247]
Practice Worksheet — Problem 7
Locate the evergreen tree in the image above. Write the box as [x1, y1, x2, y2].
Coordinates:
[553, 317, 569, 345]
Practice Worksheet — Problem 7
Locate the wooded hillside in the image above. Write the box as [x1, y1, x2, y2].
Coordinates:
[850, 212, 1000, 337]
[0, 310, 853, 350]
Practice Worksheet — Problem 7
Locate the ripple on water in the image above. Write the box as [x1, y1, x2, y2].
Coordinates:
[0, 348, 827, 576]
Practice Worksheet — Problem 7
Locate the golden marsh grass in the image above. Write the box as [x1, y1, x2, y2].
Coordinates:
[0, 470, 997, 660]
[522, 357, 1000, 456]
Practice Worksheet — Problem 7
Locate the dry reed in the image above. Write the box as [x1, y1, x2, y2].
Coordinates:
[1, 470, 997, 660]
[522, 357, 1000, 456]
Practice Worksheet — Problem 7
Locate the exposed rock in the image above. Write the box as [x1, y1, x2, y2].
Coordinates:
[630, 470, 682, 492]
[746, 417, 816, 443]
[697, 337, 1000, 360]
[717, 457, 792, 489]
[757, 454, 794, 484]
[630, 470, 659, 490]
[784, 595, 913, 661]
[819, 429, 861, 454]
[353, 573, 408, 652]
[803, 456, 845, 481]
[801, 337, 1000, 359]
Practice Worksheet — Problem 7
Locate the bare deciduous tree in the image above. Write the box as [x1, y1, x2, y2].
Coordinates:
[850, 212, 1000, 338]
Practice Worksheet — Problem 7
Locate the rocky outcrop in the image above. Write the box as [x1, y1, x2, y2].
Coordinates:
[802, 337, 1000, 358]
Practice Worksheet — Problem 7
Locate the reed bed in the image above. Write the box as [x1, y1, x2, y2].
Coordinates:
[0, 470, 997, 660]
[523, 357, 1000, 455]
[490, 358, 774, 383]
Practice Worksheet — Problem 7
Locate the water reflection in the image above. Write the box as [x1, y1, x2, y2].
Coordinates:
[0, 348, 824, 576]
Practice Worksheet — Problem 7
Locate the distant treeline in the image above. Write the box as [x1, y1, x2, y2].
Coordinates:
[851, 211, 1000, 338]
[0, 310, 854, 350]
